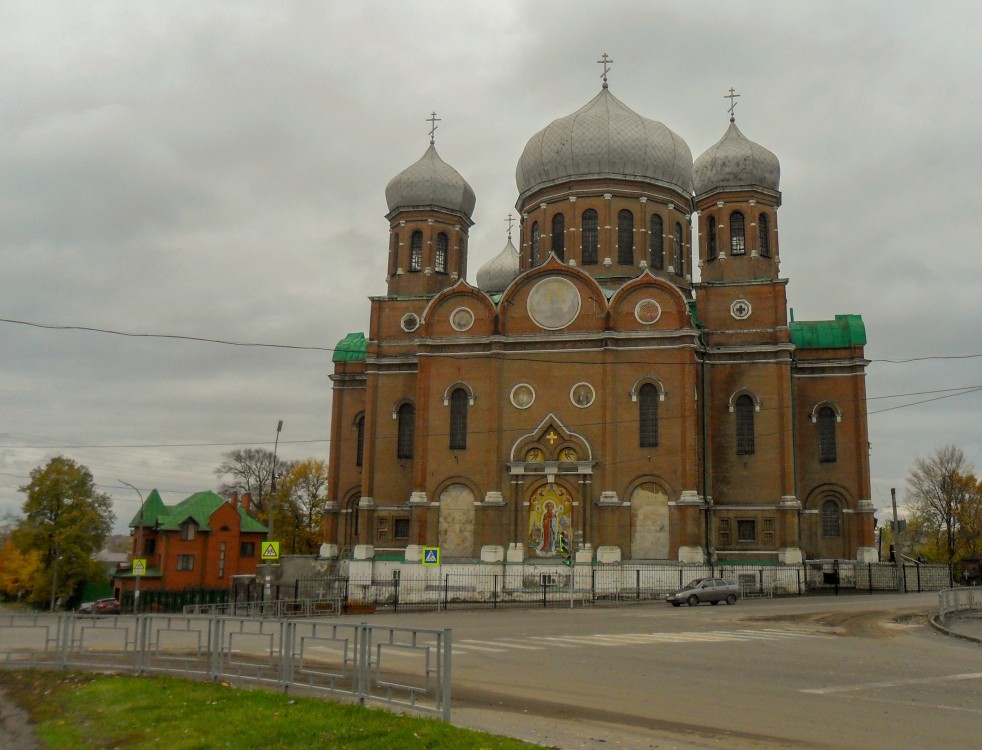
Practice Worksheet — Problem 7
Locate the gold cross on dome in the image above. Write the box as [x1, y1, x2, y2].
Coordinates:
[426, 111, 441, 145]
[725, 87, 740, 121]
[505, 213, 515, 241]
[545, 430, 559, 445]
[597, 52, 614, 88]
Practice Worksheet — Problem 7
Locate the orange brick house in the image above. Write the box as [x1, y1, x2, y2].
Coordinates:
[324, 73, 875, 565]
[114, 490, 267, 596]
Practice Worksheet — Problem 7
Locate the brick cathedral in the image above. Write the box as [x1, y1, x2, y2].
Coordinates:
[324, 71, 875, 566]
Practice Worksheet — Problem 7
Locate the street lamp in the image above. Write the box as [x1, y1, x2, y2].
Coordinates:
[120, 480, 146, 613]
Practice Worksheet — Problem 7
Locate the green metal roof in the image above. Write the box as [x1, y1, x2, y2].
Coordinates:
[333, 332, 367, 362]
[128, 490, 267, 534]
[790, 314, 866, 349]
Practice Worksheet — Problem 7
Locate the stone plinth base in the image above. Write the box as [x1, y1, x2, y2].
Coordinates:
[596, 545, 621, 564]
[778, 547, 803, 564]
[481, 545, 505, 563]
[678, 546, 705, 564]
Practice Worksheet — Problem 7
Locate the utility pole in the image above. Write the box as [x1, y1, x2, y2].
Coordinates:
[891, 487, 904, 592]
[120, 481, 146, 613]
[264, 420, 283, 603]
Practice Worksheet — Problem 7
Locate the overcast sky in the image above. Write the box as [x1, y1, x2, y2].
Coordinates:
[2, 1, 980, 536]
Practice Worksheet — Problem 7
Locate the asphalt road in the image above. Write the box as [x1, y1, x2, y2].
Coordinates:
[360, 592, 980, 750]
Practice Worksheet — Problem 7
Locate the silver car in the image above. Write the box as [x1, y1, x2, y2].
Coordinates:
[666, 577, 740, 607]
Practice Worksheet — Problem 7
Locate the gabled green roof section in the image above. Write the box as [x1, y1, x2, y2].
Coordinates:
[128, 489, 267, 534]
[333, 332, 367, 362]
[791, 314, 866, 349]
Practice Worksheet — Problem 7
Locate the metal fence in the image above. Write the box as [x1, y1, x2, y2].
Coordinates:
[183, 598, 343, 618]
[938, 587, 982, 623]
[0, 612, 451, 721]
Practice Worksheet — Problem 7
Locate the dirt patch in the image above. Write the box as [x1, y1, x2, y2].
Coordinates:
[0, 686, 41, 750]
[742, 608, 931, 638]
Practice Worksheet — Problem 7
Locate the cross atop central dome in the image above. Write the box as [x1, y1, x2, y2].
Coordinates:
[515, 87, 694, 202]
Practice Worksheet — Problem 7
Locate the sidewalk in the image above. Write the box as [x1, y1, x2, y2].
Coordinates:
[934, 610, 982, 643]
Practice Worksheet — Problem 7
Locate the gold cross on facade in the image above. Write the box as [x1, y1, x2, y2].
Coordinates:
[545, 430, 559, 445]
[426, 111, 441, 145]
[725, 87, 740, 122]
[597, 52, 613, 88]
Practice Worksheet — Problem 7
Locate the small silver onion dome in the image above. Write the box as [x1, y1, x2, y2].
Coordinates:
[693, 120, 780, 196]
[476, 237, 520, 293]
[385, 143, 476, 218]
[516, 88, 694, 200]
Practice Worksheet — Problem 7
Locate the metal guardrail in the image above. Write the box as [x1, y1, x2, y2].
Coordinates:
[0, 613, 452, 721]
[938, 587, 982, 623]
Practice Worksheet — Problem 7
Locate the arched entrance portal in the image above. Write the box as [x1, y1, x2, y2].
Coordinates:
[630, 482, 670, 559]
[528, 483, 573, 558]
[438, 483, 475, 559]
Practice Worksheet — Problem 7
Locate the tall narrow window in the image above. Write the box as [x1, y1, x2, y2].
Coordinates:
[673, 223, 684, 276]
[735, 395, 755, 455]
[449, 388, 468, 450]
[389, 232, 399, 275]
[397, 403, 415, 459]
[639, 383, 659, 448]
[821, 499, 841, 537]
[530, 222, 540, 265]
[759, 213, 770, 257]
[617, 209, 634, 265]
[706, 216, 717, 261]
[551, 214, 565, 261]
[730, 211, 746, 255]
[649, 214, 663, 269]
[582, 209, 599, 265]
[818, 406, 837, 463]
[435, 232, 449, 273]
[409, 231, 423, 271]
[355, 415, 365, 467]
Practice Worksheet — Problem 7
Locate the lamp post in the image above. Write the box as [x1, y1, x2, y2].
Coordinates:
[120, 480, 145, 613]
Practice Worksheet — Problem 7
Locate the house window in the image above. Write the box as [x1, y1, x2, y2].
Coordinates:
[143, 538, 156, 557]
[435, 232, 449, 274]
[409, 231, 423, 271]
[389, 232, 399, 276]
[240, 541, 255, 558]
[355, 414, 365, 467]
[649, 214, 663, 270]
[394, 518, 410, 540]
[735, 395, 755, 455]
[737, 520, 756, 542]
[218, 541, 226, 579]
[176, 554, 194, 571]
[822, 499, 841, 538]
[551, 214, 565, 261]
[639, 383, 659, 448]
[449, 388, 468, 450]
[617, 209, 634, 265]
[718, 519, 731, 546]
[706, 216, 717, 261]
[763, 517, 775, 544]
[582, 209, 599, 265]
[530, 222, 540, 265]
[397, 403, 415, 459]
[730, 211, 746, 255]
[180, 521, 196, 541]
[673, 223, 684, 276]
[818, 406, 837, 463]
[759, 213, 770, 257]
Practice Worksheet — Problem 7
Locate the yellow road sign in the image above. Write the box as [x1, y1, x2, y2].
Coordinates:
[261, 541, 280, 560]
[132, 558, 147, 576]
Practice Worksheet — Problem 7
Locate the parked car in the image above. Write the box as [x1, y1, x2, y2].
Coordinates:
[666, 577, 740, 607]
[77, 601, 96, 614]
[78, 597, 121, 615]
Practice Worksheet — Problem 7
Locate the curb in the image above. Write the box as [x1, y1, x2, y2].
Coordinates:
[929, 614, 982, 644]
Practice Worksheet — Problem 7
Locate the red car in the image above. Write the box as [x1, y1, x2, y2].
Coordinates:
[92, 597, 121, 615]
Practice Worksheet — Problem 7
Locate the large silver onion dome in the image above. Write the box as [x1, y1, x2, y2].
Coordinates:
[516, 88, 694, 199]
[385, 143, 476, 218]
[693, 120, 780, 196]
[476, 237, 520, 293]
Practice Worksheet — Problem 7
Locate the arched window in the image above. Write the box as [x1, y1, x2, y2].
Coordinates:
[735, 395, 755, 455]
[617, 209, 634, 265]
[759, 213, 770, 257]
[821, 499, 841, 538]
[639, 383, 659, 447]
[435, 232, 449, 274]
[673, 222, 684, 276]
[818, 406, 837, 463]
[582, 209, 599, 265]
[706, 216, 717, 261]
[409, 231, 423, 272]
[389, 233, 399, 275]
[397, 403, 415, 459]
[730, 211, 746, 255]
[649, 214, 663, 270]
[449, 388, 468, 450]
[530, 222, 540, 265]
[355, 415, 365, 467]
[551, 214, 565, 261]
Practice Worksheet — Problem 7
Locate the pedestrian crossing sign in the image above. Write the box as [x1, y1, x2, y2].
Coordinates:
[261, 542, 280, 560]
[132, 559, 147, 576]
[422, 547, 440, 566]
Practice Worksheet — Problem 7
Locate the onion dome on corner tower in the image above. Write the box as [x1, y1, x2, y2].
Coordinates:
[476, 215, 521, 293]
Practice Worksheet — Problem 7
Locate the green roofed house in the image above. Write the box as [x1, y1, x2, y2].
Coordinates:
[112, 490, 267, 599]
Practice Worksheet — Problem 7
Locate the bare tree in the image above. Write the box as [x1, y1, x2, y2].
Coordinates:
[905, 445, 975, 568]
[214, 448, 286, 523]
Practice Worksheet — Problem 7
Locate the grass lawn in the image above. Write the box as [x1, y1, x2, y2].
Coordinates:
[0, 670, 544, 749]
